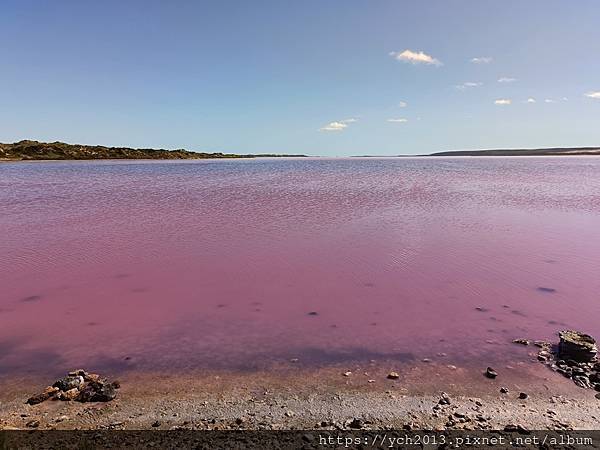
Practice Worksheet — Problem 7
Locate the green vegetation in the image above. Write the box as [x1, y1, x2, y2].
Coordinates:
[0, 140, 306, 161]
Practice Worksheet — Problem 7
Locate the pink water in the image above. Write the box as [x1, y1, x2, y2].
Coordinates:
[1, 157, 600, 377]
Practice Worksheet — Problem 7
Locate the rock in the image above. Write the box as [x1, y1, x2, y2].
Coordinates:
[387, 372, 400, 380]
[558, 330, 597, 363]
[53, 376, 84, 392]
[595, 393, 600, 400]
[512, 339, 530, 345]
[77, 381, 117, 402]
[59, 388, 80, 401]
[485, 367, 498, 379]
[500, 387, 509, 394]
[342, 371, 352, 377]
[151, 421, 161, 427]
[572, 375, 593, 389]
[439, 392, 451, 405]
[518, 392, 528, 399]
[307, 311, 318, 316]
[25, 420, 40, 428]
[26, 387, 59, 405]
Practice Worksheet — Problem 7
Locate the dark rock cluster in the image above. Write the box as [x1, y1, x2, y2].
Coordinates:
[521, 330, 600, 393]
[26, 369, 119, 405]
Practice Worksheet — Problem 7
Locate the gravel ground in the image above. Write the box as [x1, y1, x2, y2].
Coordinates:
[1, 361, 599, 431]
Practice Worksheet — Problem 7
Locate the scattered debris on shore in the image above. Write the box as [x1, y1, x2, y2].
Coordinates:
[515, 330, 600, 392]
[26, 369, 119, 405]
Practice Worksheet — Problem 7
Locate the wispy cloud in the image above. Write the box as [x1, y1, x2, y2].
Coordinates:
[318, 118, 358, 132]
[398, 101, 408, 108]
[455, 81, 483, 90]
[390, 49, 442, 66]
[526, 97, 536, 103]
[387, 118, 408, 123]
[544, 99, 555, 103]
[585, 91, 600, 99]
[498, 77, 517, 83]
[494, 99, 511, 105]
[470, 56, 493, 64]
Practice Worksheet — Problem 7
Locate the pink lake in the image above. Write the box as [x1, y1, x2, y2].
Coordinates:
[1, 157, 600, 377]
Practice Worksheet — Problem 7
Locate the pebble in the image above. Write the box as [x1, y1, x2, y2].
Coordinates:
[485, 367, 498, 379]
[151, 421, 161, 427]
[25, 420, 40, 428]
[500, 387, 509, 394]
[342, 371, 352, 377]
[519, 392, 528, 399]
[387, 372, 400, 380]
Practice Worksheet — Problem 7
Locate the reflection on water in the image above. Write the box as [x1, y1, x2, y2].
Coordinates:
[1, 157, 600, 376]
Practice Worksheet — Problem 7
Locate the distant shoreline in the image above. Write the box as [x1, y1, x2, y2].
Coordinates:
[2, 140, 600, 161]
[427, 147, 600, 157]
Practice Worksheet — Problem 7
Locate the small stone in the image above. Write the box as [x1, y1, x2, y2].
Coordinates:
[307, 311, 318, 316]
[367, 379, 375, 383]
[500, 387, 509, 394]
[595, 393, 600, 400]
[284, 411, 294, 417]
[387, 372, 400, 380]
[342, 371, 352, 377]
[151, 421, 161, 427]
[235, 418, 244, 425]
[26, 420, 40, 428]
[485, 367, 498, 379]
[348, 418, 363, 429]
[518, 392, 528, 399]
[439, 392, 451, 405]
[512, 339, 530, 346]
[573, 375, 593, 389]
[290, 358, 299, 363]
[422, 358, 431, 363]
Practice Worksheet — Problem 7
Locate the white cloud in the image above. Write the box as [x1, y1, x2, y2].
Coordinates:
[470, 56, 493, 64]
[545, 99, 555, 103]
[526, 97, 536, 103]
[387, 118, 408, 123]
[318, 118, 358, 132]
[498, 77, 517, 83]
[319, 121, 347, 132]
[455, 81, 483, 90]
[494, 99, 512, 105]
[398, 101, 408, 108]
[585, 91, 600, 99]
[390, 49, 442, 66]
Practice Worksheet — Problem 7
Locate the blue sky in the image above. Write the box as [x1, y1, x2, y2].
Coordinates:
[1, 0, 599, 156]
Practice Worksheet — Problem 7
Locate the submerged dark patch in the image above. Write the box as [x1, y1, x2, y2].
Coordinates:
[20, 295, 42, 303]
[537, 287, 557, 293]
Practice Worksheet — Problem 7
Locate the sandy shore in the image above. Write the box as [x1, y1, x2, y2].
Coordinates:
[1, 360, 599, 431]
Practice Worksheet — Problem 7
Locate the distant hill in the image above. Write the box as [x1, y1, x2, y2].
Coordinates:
[0, 140, 306, 161]
[429, 147, 600, 156]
